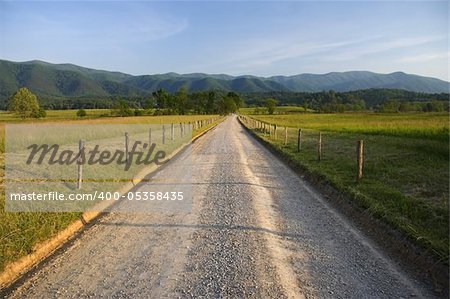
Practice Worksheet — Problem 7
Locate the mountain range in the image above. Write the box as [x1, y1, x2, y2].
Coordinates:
[0, 59, 448, 102]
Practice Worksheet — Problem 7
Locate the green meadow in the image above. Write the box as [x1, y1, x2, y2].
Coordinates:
[240, 111, 449, 261]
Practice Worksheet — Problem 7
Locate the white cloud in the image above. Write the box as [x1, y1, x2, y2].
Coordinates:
[398, 51, 449, 63]
[201, 33, 447, 73]
[317, 35, 447, 62]
[201, 35, 379, 74]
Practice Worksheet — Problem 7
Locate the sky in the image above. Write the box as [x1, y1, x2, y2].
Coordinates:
[0, 1, 448, 80]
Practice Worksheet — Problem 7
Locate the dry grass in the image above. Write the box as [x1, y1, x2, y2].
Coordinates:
[0, 110, 223, 271]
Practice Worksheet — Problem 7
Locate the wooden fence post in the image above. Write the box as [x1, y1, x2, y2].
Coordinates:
[318, 132, 322, 161]
[357, 140, 364, 182]
[284, 127, 288, 145]
[171, 123, 174, 140]
[162, 125, 165, 144]
[125, 132, 129, 163]
[149, 128, 152, 146]
[297, 129, 302, 152]
[77, 139, 84, 189]
[274, 125, 277, 140]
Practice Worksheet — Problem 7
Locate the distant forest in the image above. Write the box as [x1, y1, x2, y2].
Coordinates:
[2, 88, 448, 114]
[243, 89, 449, 112]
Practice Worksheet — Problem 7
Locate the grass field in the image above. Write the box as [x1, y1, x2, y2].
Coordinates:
[241, 106, 311, 115]
[239, 108, 449, 140]
[0, 110, 223, 272]
[239, 112, 449, 261]
[0, 109, 109, 122]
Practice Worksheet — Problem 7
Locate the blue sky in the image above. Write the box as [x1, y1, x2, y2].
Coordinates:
[0, 1, 448, 80]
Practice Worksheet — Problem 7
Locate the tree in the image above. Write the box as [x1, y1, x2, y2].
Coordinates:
[153, 88, 170, 111]
[398, 102, 409, 112]
[379, 100, 400, 113]
[218, 97, 237, 115]
[265, 98, 277, 114]
[431, 100, 444, 112]
[111, 99, 133, 117]
[226, 91, 243, 110]
[206, 91, 216, 114]
[190, 91, 207, 114]
[143, 98, 155, 110]
[77, 109, 87, 118]
[175, 87, 188, 115]
[8, 87, 43, 119]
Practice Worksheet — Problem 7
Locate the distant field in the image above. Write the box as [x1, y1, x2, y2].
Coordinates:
[0, 111, 223, 272]
[0, 109, 220, 124]
[240, 110, 449, 140]
[0, 109, 109, 122]
[240, 112, 449, 261]
[240, 106, 311, 115]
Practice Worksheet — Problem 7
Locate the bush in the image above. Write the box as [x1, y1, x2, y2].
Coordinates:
[36, 107, 46, 118]
[111, 100, 133, 117]
[76, 109, 87, 118]
[29, 107, 46, 118]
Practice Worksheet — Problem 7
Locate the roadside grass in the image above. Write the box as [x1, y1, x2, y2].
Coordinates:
[240, 113, 449, 261]
[0, 111, 223, 272]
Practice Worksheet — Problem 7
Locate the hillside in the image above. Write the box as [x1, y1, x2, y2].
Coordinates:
[0, 59, 448, 107]
[269, 71, 449, 93]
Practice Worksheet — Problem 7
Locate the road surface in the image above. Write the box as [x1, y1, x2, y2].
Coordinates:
[6, 115, 434, 298]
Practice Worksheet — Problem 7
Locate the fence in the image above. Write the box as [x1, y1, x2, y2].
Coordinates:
[76, 117, 220, 189]
[238, 115, 365, 182]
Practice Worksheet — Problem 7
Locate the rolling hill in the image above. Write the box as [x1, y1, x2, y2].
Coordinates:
[0, 59, 448, 105]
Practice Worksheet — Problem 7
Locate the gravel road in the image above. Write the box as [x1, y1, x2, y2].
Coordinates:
[5, 115, 436, 298]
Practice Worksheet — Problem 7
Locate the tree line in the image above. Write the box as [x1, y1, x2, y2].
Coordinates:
[110, 88, 243, 116]
[244, 89, 449, 112]
[6, 87, 449, 119]
[7, 87, 244, 119]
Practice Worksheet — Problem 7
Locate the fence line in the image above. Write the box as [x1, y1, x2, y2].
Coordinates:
[74, 116, 220, 189]
[238, 115, 364, 181]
